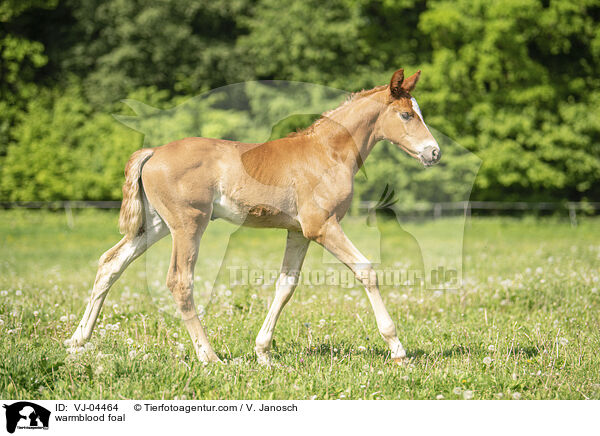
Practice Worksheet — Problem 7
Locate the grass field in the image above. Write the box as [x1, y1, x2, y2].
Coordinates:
[0, 209, 599, 400]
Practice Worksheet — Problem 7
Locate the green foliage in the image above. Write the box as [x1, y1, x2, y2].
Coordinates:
[48, 0, 253, 105]
[238, 0, 368, 87]
[0, 0, 599, 202]
[0, 85, 140, 200]
[416, 0, 600, 201]
[0, 0, 57, 154]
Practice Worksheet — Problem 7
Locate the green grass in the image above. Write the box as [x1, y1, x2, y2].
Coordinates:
[0, 209, 599, 400]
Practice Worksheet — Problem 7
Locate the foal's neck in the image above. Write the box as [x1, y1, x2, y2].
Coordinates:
[313, 89, 386, 174]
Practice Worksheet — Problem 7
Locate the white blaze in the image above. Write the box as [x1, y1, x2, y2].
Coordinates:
[411, 97, 437, 153]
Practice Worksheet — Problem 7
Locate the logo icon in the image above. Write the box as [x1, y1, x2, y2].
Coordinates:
[3, 402, 50, 434]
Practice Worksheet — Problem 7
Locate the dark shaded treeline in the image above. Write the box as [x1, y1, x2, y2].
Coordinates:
[1, 0, 599, 203]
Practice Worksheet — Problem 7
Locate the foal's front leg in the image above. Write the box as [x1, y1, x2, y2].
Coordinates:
[314, 217, 407, 363]
[255, 230, 310, 365]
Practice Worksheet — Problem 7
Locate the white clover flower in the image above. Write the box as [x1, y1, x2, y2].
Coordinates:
[324, 335, 330, 341]
[436, 394, 444, 400]
[15, 290, 22, 296]
[463, 390, 473, 400]
[143, 353, 150, 361]
[33, 311, 39, 317]
[59, 315, 68, 322]
[488, 344, 495, 352]
[224, 289, 232, 297]
[0, 291, 8, 297]
[172, 332, 179, 338]
[512, 392, 521, 400]
[98, 329, 106, 336]
[128, 350, 137, 359]
[357, 346, 366, 352]
[452, 387, 462, 395]
[483, 356, 492, 365]
[95, 365, 104, 375]
[176, 343, 185, 352]
[126, 338, 134, 345]
[251, 294, 257, 300]
[0, 319, 4, 326]
[559, 337, 568, 346]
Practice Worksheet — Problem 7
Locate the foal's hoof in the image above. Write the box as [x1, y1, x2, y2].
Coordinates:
[196, 348, 222, 364]
[391, 347, 408, 366]
[393, 356, 409, 366]
[255, 348, 273, 367]
[64, 336, 84, 348]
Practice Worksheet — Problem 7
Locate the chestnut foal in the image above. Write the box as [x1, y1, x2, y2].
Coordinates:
[68, 69, 440, 365]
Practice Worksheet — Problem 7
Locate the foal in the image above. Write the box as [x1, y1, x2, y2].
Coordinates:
[68, 69, 440, 365]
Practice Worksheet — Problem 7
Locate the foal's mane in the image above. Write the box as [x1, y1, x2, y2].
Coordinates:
[286, 85, 388, 138]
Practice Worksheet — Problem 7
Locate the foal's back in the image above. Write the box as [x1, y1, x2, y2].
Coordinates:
[140, 136, 323, 230]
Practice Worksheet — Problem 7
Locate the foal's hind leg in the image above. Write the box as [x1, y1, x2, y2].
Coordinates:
[166, 211, 220, 363]
[68, 219, 168, 347]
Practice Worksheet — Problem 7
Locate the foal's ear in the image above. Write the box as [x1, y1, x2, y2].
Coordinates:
[389, 69, 405, 99]
[401, 70, 421, 92]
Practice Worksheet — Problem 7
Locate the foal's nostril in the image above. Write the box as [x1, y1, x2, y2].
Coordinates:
[422, 145, 441, 164]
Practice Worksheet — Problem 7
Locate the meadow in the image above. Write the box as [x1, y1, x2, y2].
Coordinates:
[0, 209, 599, 400]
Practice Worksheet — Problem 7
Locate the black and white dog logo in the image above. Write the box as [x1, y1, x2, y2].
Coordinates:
[3, 402, 50, 433]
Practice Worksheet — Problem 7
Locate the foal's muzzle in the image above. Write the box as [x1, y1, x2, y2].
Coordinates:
[420, 145, 441, 166]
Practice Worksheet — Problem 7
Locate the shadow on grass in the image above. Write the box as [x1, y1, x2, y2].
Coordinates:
[403, 346, 468, 360]
[270, 340, 540, 363]
[408, 345, 540, 361]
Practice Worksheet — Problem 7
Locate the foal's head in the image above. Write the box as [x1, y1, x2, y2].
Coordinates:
[376, 69, 441, 167]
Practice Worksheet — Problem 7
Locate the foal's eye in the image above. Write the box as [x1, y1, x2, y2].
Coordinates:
[400, 112, 412, 121]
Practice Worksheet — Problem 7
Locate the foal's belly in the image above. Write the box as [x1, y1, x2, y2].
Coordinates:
[211, 192, 301, 230]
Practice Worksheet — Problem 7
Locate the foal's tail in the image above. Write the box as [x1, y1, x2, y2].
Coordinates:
[119, 148, 155, 237]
